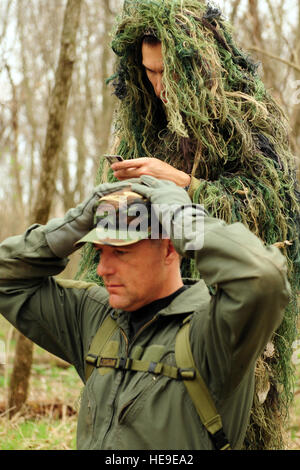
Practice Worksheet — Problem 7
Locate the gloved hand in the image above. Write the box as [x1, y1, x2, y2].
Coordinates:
[131, 175, 206, 253]
[131, 175, 193, 232]
[131, 175, 192, 206]
[45, 180, 140, 258]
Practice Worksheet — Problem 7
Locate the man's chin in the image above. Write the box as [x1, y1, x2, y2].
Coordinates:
[108, 294, 143, 312]
[108, 294, 131, 311]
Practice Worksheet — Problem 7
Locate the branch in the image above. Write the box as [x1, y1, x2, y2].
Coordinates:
[248, 46, 300, 74]
[230, 0, 242, 24]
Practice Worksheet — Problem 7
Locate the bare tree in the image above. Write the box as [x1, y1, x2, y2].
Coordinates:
[289, 0, 300, 168]
[4, 64, 24, 218]
[57, 0, 119, 211]
[85, 0, 118, 178]
[8, 0, 84, 417]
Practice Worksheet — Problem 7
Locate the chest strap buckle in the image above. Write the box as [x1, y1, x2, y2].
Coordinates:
[178, 368, 196, 380]
[115, 357, 132, 370]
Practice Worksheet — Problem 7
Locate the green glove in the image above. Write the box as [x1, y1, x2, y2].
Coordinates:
[131, 176, 206, 252]
[45, 180, 139, 258]
[131, 175, 192, 206]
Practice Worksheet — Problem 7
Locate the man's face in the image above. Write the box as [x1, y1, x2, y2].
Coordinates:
[142, 41, 167, 102]
[96, 239, 170, 311]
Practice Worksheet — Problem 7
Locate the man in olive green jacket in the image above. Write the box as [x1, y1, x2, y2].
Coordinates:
[0, 176, 290, 450]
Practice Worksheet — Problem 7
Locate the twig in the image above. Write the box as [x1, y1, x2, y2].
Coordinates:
[248, 46, 300, 73]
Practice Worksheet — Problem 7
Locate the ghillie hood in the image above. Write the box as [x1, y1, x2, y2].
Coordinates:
[110, 1, 289, 173]
[108, 0, 299, 275]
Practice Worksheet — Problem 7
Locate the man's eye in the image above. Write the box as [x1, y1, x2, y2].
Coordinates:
[115, 249, 128, 255]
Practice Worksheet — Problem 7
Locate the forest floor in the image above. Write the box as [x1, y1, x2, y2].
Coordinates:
[0, 317, 300, 451]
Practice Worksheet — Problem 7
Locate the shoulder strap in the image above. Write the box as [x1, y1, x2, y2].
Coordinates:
[175, 317, 231, 450]
[85, 315, 195, 382]
[85, 312, 231, 450]
[85, 315, 118, 382]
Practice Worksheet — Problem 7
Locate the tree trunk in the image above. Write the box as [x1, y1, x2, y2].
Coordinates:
[8, 0, 83, 418]
[87, 0, 117, 176]
[289, 0, 300, 160]
[33, 0, 83, 224]
[5, 64, 24, 219]
[8, 334, 33, 417]
[230, 0, 241, 23]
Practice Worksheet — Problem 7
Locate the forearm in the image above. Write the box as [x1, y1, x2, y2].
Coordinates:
[173, 209, 290, 361]
[0, 215, 93, 370]
[0, 219, 71, 337]
[173, 212, 288, 290]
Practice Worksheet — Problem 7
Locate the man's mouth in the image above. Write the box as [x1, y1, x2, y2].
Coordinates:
[106, 284, 123, 291]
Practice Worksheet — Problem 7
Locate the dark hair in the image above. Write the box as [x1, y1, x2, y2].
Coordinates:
[142, 33, 161, 45]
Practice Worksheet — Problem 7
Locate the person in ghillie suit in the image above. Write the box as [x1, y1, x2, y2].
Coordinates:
[78, 0, 300, 450]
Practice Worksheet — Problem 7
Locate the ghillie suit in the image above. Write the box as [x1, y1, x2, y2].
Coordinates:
[77, 0, 300, 450]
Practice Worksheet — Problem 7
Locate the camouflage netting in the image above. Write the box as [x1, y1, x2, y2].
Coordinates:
[77, 0, 300, 449]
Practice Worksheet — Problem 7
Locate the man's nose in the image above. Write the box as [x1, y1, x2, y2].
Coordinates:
[154, 74, 164, 98]
[97, 253, 115, 277]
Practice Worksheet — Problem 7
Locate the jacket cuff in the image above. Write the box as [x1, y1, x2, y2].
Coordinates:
[44, 195, 97, 258]
[187, 176, 201, 200]
[171, 205, 207, 256]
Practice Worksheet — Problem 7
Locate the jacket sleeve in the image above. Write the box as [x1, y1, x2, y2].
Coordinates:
[0, 205, 102, 376]
[172, 209, 291, 394]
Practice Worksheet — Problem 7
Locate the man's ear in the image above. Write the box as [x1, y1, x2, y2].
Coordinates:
[164, 239, 180, 265]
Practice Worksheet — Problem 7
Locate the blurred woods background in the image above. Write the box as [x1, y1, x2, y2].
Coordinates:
[0, 0, 299, 429]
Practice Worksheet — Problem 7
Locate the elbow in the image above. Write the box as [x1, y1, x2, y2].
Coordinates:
[251, 254, 291, 327]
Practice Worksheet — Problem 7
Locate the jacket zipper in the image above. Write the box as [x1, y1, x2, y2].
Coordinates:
[120, 327, 129, 355]
[101, 324, 128, 448]
[129, 314, 159, 350]
[101, 315, 159, 447]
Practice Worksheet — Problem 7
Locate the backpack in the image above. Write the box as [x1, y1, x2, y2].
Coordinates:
[85, 314, 231, 450]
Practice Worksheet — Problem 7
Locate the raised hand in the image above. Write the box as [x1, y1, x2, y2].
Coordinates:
[111, 157, 191, 188]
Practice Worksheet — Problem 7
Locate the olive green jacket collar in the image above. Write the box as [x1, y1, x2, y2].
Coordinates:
[113, 278, 210, 320]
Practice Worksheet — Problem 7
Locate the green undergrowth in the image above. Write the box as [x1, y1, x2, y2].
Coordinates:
[0, 417, 78, 450]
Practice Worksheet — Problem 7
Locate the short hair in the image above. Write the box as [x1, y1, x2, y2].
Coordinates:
[142, 33, 161, 46]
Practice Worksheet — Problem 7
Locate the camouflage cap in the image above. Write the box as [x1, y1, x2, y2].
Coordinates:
[75, 186, 152, 247]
